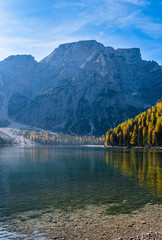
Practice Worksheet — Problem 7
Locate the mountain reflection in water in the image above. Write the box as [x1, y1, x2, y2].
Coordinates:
[0, 147, 161, 220]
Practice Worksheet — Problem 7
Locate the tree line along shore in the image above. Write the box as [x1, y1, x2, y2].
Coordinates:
[105, 101, 162, 147]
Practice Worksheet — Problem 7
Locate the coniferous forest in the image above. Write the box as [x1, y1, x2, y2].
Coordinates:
[105, 101, 162, 147]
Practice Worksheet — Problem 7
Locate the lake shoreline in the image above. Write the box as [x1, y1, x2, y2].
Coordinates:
[2, 203, 161, 240]
[105, 145, 162, 149]
[1, 143, 162, 150]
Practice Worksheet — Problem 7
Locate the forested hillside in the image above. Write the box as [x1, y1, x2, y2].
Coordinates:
[105, 101, 162, 147]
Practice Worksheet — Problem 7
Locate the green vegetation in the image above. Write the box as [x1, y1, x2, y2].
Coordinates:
[105, 101, 162, 147]
[105, 198, 152, 215]
[20, 130, 104, 145]
[105, 203, 135, 215]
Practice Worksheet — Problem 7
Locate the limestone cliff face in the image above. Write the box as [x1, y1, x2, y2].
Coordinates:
[0, 40, 161, 135]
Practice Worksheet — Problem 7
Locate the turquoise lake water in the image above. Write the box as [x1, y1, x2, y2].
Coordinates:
[0, 146, 161, 220]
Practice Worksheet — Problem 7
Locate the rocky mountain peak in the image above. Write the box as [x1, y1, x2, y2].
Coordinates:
[2, 54, 36, 64]
[0, 40, 161, 135]
[116, 48, 141, 62]
[41, 40, 104, 64]
[56, 40, 103, 51]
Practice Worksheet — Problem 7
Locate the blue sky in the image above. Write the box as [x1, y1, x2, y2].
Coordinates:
[0, 0, 162, 64]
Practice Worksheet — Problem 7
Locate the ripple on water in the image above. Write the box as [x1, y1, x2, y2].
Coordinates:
[0, 223, 49, 240]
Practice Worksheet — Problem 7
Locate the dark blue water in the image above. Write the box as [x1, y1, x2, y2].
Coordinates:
[0, 146, 161, 220]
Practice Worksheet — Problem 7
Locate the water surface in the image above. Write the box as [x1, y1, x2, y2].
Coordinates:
[0, 146, 161, 219]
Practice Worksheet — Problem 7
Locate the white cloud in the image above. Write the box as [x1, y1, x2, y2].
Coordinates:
[120, 0, 149, 5]
[89, 0, 162, 39]
[52, 1, 87, 8]
[139, 22, 162, 39]
[118, 12, 162, 39]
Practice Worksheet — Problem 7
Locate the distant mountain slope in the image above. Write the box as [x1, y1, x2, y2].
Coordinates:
[0, 55, 37, 120]
[105, 101, 162, 146]
[0, 134, 12, 145]
[0, 40, 162, 135]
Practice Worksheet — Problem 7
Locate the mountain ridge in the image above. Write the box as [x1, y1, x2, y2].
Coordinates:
[0, 40, 162, 135]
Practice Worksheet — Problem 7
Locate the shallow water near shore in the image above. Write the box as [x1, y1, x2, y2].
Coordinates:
[0, 146, 161, 238]
[0, 223, 49, 239]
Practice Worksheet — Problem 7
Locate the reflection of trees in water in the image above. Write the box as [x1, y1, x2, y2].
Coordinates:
[105, 149, 162, 200]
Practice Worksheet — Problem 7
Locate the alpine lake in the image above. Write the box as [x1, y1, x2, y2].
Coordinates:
[0, 146, 161, 239]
